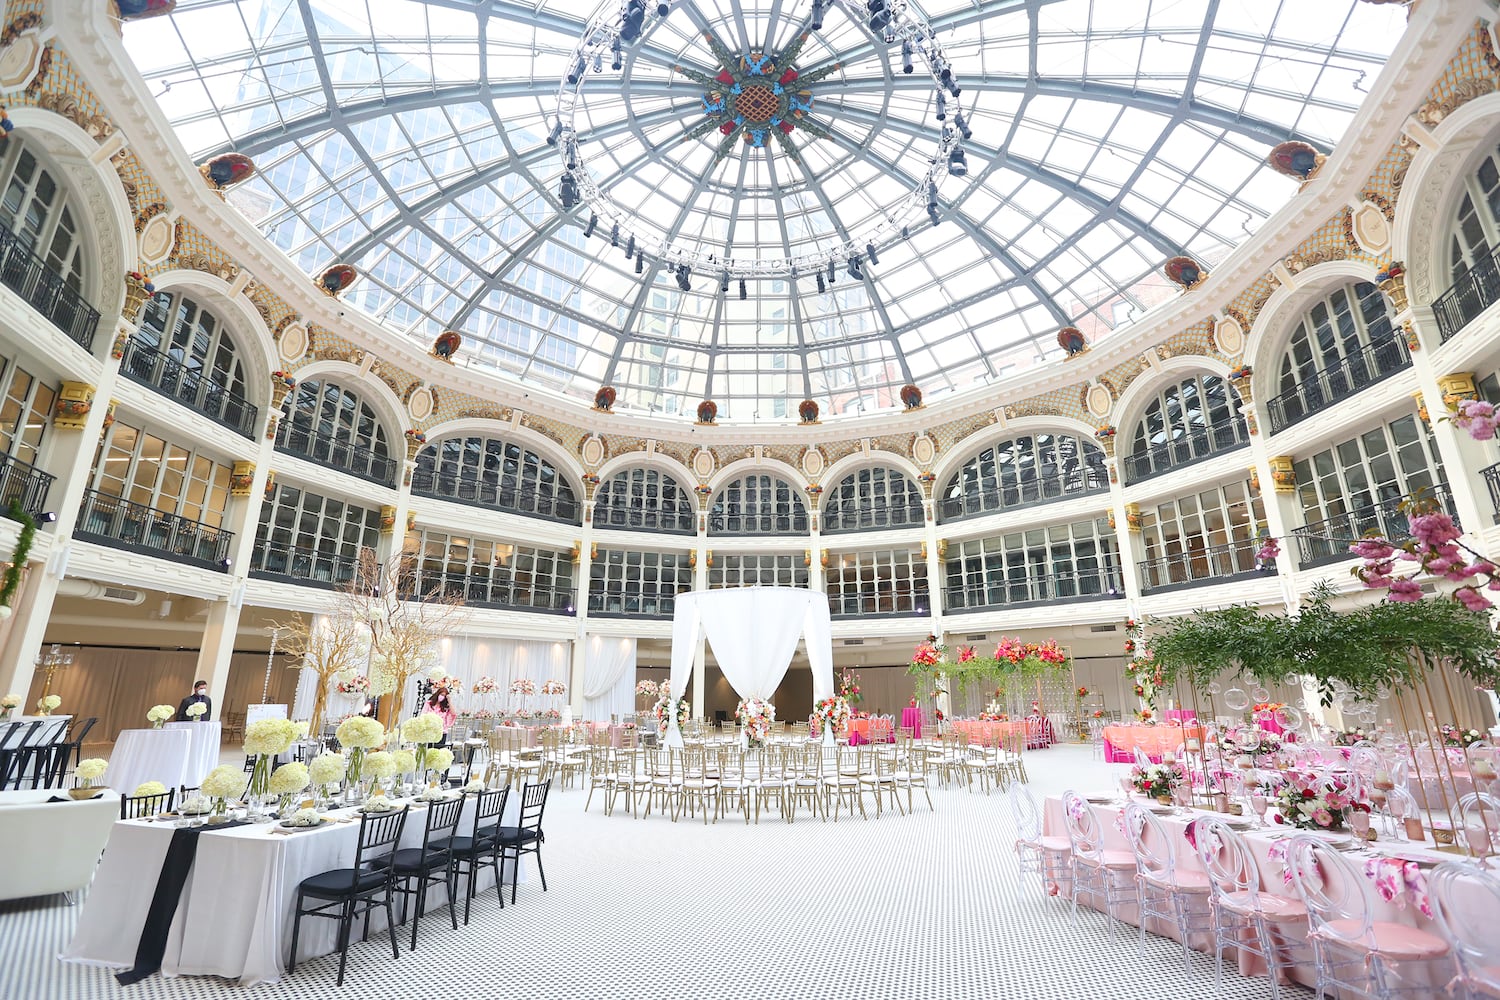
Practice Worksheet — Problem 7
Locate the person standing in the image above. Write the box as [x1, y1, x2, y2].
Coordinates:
[176, 679, 212, 721]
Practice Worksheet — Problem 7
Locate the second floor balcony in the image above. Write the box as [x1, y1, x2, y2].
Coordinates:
[248, 539, 360, 588]
[409, 468, 580, 524]
[274, 420, 398, 487]
[0, 453, 54, 518]
[74, 489, 233, 571]
[1265, 337, 1411, 434]
[402, 569, 575, 614]
[587, 588, 685, 619]
[939, 467, 1109, 523]
[828, 585, 929, 620]
[1138, 536, 1266, 594]
[119, 339, 258, 437]
[945, 566, 1124, 612]
[1291, 483, 1457, 569]
[0, 222, 100, 351]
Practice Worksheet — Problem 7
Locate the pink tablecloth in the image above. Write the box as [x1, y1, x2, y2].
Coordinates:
[1102, 725, 1205, 763]
[1042, 796, 1452, 990]
[900, 706, 922, 740]
[846, 718, 894, 746]
[1163, 709, 1202, 726]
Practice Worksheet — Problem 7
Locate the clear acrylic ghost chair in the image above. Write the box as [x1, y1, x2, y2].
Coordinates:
[1428, 860, 1500, 1000]
[1120, 801, 1212, 972]
[1284, 834, 1451, 999]
[1456, 792, 1500, 858]
[1193, 816, 1309, 999]
[1059, 790, 1137, 942]
[1007, 782, 1072, 898]
[1134, 745, 1155, 769]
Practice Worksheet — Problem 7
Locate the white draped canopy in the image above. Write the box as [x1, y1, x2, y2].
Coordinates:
[665, 588, 834, 746]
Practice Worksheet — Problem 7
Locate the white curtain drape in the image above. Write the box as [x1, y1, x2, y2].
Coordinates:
[582, 636, 636, 722]
[666, 588, 834, 746]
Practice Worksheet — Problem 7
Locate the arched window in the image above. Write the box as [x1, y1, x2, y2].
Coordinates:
[1125, 373, 1248, 482]
[1435, 140, 1500, 339]
[708, 474, 807, 535]
[276, 378, 396, 485]
[938, 433, 1108, 523]
[1265, 282, 1407, 433]
[822, 467, 924, 534]
[0, 138, 98, 347]
[412, 435, 580, 524]
[250, 483, 381, 586]
[594, 467, 695, 534]
[124, 291, 258, 436]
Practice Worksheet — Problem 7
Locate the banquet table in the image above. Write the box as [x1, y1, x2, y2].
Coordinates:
[952, 719, 1028, 747]
[1102, 724, 1205, 763]
[1041, 795, 1457, 991]
[845, 718, 893, 746]
[108, 728, 193, 795]
[162, 721, 222, 787]
[900, 706, 922, 739]
[63, 792, 524, 986]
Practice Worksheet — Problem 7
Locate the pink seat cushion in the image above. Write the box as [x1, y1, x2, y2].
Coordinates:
[1216, 890, 1307, 922]
[1320, 920, 1450, 961]
[1038, 836, 1071, 852]
[1079, 849, 1137, 870]
[1142, 868, 1212, 894]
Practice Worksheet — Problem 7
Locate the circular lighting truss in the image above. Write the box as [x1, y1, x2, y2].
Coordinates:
[551, 0, 969, 281]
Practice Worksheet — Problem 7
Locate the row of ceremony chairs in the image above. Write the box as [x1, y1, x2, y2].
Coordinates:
[0, 715, 96, 790]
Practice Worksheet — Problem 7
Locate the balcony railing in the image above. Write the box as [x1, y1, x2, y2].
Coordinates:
[248, 539, 361, 588]
[939, 468, 1109, 523]
[274, 420, 398, 487]
[0, 221, 100, 351]
[1265, 337, 1411, 434]
[707, 508, 810, 536]
[587, 590, 685, 619]
[828, 586, 930, 620]
[1482, 462, 1500, 524]
[119, 339, 258, 438]
[1291, 483, 1457, 569]
[1433, 244, 1500, 343]
[0, 454, 54, 518]
[409, 469, 581, 524]
[403, 569, 575, 614]
[944, 566, 1124, 612]
[592, 505, 696, 535]
[1124, 422, 1249, 483]
[74, 489, 233, 571]
[1138, 537, 1266, 594]
[822, 501, 927, 535]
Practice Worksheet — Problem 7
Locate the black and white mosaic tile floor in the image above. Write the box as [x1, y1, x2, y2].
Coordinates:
[0, 745, 1308, 999]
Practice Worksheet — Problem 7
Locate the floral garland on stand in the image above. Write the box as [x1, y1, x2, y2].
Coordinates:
[812, 695, 850, 745]
[0, 499, 36, 623]
[653, 690, 690, 740]
[1123, 619, 1164, 723]
[735, 698, 775, 748]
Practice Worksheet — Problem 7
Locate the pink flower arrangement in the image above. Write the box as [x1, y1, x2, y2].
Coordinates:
[956, 646, 976, 663]
[1272, 769, 1359, 830]
[912, 643, 942, 667]
[635, 679, 659, 697]
[539, 680, 566, 696]
[1451, 398, 1499, 441]
[472, 676, 497, 695]
[510, 678, 535, 696]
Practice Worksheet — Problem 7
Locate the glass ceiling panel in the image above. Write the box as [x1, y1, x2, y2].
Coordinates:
[123, 0, 1406, 422]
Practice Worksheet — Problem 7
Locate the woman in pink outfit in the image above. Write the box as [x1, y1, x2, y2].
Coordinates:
[423, 686, 457, 729]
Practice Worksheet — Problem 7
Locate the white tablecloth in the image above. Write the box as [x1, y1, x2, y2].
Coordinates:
[161, 722, 221, 787]
[108, 729, 192, 795]
[63, 793, 524, 986]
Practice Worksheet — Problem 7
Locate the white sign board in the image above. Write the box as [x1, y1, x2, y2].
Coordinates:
[246, 703, 288, 726]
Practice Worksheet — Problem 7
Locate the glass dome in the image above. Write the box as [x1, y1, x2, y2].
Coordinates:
[123, 0, 1405, 422]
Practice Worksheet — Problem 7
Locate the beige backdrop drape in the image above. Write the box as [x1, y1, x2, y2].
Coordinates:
[25, 647, 298, 743]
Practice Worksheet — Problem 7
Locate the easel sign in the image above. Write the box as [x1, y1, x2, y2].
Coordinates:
[246, 704, 288, 726]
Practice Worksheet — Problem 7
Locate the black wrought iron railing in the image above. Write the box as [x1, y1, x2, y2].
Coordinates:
[587, 589, 686, 619]
[944, 566, 1124, 612]
[821, 501, 927, 535]
[248, 539, 361, 587]
[119, 339, 258, 437]
[0, 222, 100, 350]
[402, 570, 575, 614]
[827, 586, 930, 620]
[1434, 245, 1500, 343]
[1124, 422, 1250, 483]
[1291, 483, 1457, 569]
[274, 421, 398, 486]
[74, 489, 233, 571]
[0, 453, 54, 518]
[409, 469, 581, 524]
[707, 508, 810, 536]
[1265, 337, 1411, 434]
[1138, 536, 1266, 593]
[592, 504, 696, 535]
[938, 468, 1109, 523]
[1482, 462, 1500, 525]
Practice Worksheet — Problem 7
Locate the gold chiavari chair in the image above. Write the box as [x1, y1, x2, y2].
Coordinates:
[860, 744, 904, 816]
[824, 746, 866, 821]
[643, 747, 680, 820]
[679, 745, 718, 824]
[893, 732, 934, 812]
[788, 743, 825, 822]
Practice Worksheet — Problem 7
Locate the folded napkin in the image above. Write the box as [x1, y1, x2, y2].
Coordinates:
[47, 793, 102, 803]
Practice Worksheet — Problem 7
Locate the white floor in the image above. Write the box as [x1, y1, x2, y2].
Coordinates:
[0, 743, 1308, 999]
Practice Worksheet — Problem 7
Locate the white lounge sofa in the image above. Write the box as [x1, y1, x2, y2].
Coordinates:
[0, 788, 119, 902]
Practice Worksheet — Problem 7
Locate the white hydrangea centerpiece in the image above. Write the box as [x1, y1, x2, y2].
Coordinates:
[185, 702, 207, 720]
[75, 758, 107, 789]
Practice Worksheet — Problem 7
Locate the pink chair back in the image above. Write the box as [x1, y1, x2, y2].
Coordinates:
[1284, 835, 1377, 946]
